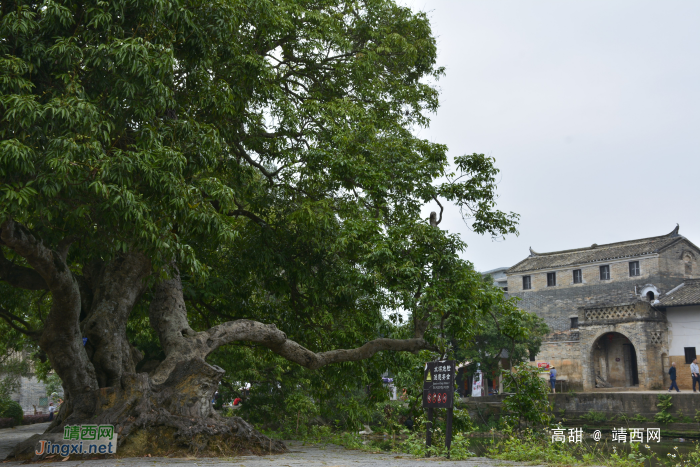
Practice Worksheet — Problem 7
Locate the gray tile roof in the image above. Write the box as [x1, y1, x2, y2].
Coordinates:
[507, 226, 685, 274]
[658, 279, 700, 307]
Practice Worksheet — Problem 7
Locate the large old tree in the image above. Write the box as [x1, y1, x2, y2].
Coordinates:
[0, 0, 519, 456]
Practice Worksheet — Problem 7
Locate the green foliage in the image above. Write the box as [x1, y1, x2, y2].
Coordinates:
[655, 394, 675, 424]
[665, 443, 700, 467]
[694, 409, 700, 423]
[0, 399, 23, 425]
[0, 352, 29, 400]
[1, 0, 520, 395]
[488, 427, 657, 467]
[454, 300, 548, 380]
[657, 394, 673, 411]
[0, 0, 523, 436]
[581, 411, 607, 424]
[400, 431, 474, 459]
[654, 411, 675, 424]
[630, 414, 648, 423]
[674, 411, 692, 423]
[501, 363, 552, 429]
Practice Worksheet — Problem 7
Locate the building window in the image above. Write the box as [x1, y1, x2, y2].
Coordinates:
[523, 276, 531, 290]
[529, 350, 536, 362]
[629, 261, 640, 277]
[685, 347, 697, 364]
[573, 269, 582, 284]
[570, 317, 578, 329]
[599, 265, 610, 280]
[547, 272, 556, 287]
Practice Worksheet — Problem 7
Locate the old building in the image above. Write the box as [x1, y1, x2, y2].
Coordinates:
[482, 267, 509, 291]
[506, 226, 700, 391]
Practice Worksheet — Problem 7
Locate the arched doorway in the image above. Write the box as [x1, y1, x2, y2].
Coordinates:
[592, 332, 639, 387]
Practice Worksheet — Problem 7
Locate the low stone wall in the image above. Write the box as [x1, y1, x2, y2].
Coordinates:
[461, 392, 700, 434]
[552, 393, 698, 419]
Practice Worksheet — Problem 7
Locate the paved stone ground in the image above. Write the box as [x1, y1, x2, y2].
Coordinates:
[0, 426, 549, 467]
[0, 422, 51, 461]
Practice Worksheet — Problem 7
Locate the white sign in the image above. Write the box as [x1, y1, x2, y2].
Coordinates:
[471, 370, 484, 397]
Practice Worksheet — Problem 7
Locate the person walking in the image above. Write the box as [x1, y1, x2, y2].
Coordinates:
[549, 366, 557, 394]
[48, 403, 56, 421]
[668, 362, 680, 392]
[691, 358, 700, 392]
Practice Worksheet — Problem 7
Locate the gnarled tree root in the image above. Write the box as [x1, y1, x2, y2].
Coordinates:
[8, 365, 286, 461]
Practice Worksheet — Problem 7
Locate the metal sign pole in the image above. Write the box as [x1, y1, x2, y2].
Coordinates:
[425, 407, 433, 456]
[445, 406, 453, 458]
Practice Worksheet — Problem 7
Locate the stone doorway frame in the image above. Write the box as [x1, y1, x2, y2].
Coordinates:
[582, 328, 647, 390]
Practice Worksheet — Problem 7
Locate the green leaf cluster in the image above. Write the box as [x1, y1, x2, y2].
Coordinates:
[1, 0, 522, 425]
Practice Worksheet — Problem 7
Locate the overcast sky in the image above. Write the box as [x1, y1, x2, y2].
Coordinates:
[401, 1, 700, 272]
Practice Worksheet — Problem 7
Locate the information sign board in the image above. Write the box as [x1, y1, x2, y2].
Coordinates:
[422, 360, 455, 408]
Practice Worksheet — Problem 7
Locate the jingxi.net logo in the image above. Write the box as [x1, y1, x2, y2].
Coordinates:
[35, 424, 118, 456]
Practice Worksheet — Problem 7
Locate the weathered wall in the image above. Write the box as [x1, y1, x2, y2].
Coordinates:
[460, 392, 699, 420]
[509, 274, 683, 334]
[666, 305, 700, 355]
[578, 302, 668, 390]
[666, 357, 697, 390]
[531, 334, 584, 390]
[659, 240, 700, 279]
[551, 392, 700, 419]
[507, 256, 662, 295]
[8, 375, 52, 414]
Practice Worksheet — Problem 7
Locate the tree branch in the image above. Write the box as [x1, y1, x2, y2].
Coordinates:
[0, 218, 98, 396]
[0, 305, 39, 338]
[228, 209, 267, 228]
[205, 319, 436, 370]
[233, 141, 276, 182]
[56, 235, 79, 262]
[0, 247, 49, 291]
[431, 196, 443, 226]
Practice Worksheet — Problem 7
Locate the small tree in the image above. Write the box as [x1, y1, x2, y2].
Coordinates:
[501, 363, 551, 430]
[455, 298, 548, 385]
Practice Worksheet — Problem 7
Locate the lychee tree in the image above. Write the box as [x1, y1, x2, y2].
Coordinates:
[0, 0, 519, 455]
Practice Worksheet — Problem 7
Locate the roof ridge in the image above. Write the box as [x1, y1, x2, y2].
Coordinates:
[529, 226, 679, 257]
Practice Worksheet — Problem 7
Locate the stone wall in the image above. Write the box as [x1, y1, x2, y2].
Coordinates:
[8, 375, 56, 414]
[578, 301, 668, 390]
[533, 334, 584, 390]
[461, 392, 700, 421]
[551, 392, 700, 419]
[666, 357, 697, 391]
[509, 275, 683, 334]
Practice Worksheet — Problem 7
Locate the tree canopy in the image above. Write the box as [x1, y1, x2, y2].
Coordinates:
[0, 0, 529, 451]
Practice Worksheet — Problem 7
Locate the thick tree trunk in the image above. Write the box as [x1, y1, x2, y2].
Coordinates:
[2, 218, 435, 460]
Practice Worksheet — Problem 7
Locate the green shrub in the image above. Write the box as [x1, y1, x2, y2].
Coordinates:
[400, 430, 474, 459]
[630, 414, 648, 423]
[581, 410, 607, 424]
[655, 394, 675, 424]
[666, 442, 700, 467]
[488, 426, 657, 467]
[654, 411, 675, 424]
[0, 399, 23, 425]
[501, 363, 552, 430]
[656, 394, 673, 411]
